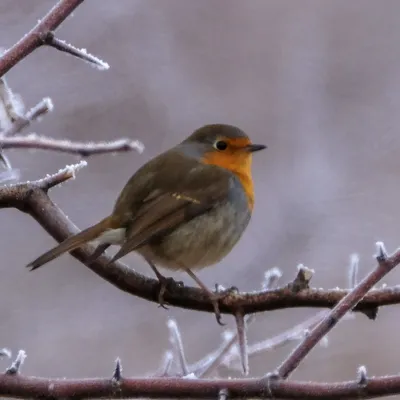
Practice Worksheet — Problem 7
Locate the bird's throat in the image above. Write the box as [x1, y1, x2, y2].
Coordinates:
[202, 152, 255, 211]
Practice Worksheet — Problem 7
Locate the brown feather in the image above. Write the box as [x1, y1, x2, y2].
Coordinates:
[27, 216, 114, 270]
[108, 176, 230, 264]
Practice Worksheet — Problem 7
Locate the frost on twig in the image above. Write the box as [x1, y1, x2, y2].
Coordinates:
[112, 358, 122, 383]
[234, 309, 248, 375]
[0, 134, 144, 156]
[348, 253, 359, 289]
[0, 348, 11, 358]
[0, 76, 25, 169]
[357, 365, 368, 385]
[262, 267, 282, 290]
[275, 242, 398, 380]
[1, 97, 53, 138]
[223, 311, 329, 372]
[5, 350, 26, 375]
[36, 160, 88, 191]
[0, 76, 24, 131]
[44, 32, 110, 70]
[288, 264, 314, 292]
[167, 319, 189, 376]
[155, 351, 174, 377]
[376, 241, 388, 263]
[0, 96, 53, 170]
[218, 388, 229, 400]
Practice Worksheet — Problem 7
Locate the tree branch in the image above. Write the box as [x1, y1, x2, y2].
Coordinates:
[1, 98, 53, 137]
[0, 134, 144, 156]
[0, 0, 92, 77]
[0, 165, 398, 318]
[2, 371, 400, 399]
[273, 242, 398, 379]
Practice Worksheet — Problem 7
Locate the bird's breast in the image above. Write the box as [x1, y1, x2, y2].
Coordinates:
[140, 179, 252, 270]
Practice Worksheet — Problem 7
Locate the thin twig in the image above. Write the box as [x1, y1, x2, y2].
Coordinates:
[0, 349, 11, 358]
[223, 310, 328, 372]
[0, 0, 95, 77]
[234, 310, 248, 376]
[43, 32, 109, 70]
[349, 253, 359, 288]
[262, 267, 282, 290]
[0, 77, 24, 129]
[167, 319, 189, 376]
[37, 160, 87, 191]
[5, 351, 26, 375]
[0, 134, 144, 156]
[1, 98, 53, 137]
[273, 242, 399, 379]
[154, 351, 174, 377]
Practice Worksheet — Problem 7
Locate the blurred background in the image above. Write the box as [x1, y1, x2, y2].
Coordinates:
[1, 0, 400, 391]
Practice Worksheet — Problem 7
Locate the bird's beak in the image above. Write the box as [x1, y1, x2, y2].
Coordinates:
[245, 144, 267, 153]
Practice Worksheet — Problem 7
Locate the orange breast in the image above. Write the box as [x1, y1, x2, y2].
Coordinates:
[202, 150, 255, 211]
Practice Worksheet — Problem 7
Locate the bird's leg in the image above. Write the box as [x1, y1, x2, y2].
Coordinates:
[185, 269, 226, 326]
[144, 258, 181, 309]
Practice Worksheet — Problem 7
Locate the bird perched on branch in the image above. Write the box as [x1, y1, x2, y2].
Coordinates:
[26, 123, 266, 324]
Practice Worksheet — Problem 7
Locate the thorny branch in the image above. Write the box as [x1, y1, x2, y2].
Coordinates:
[3, 358, 400, 399]
[2, 163, 400, 317]
[0, 0, 116, 170]
[2, 1, 400, 400]
[0, 0, 108, 77]
[1, 163, 400, 400]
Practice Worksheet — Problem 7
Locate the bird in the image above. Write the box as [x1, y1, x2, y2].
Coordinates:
[26, 123, 266, 324]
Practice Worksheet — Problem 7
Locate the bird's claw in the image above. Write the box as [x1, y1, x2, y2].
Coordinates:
[210, 284, 240, 326]
[156, 277, 184, 309]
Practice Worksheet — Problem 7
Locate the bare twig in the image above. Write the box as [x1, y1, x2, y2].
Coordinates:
[1, 98, 53, 137]
[357, 365, 368, 386]
[262, 267, 282, 290]
[0, 0, 107, 78]
[0, 349, 11, 359]
[0, 135, 144, 156]
[167, 319, 189, 376]
[43, 32, 109, 70]
[349, 254, 360, 288]
[234, 310, 248, 376]
[155, 351, 174, 377]
[112, 358, 122, 383]
[223, 310, 328, 373]
[5, 351, 26, 375]
[273, 242, 399, 380]
[0, 77, 24, 129]
[288, 264, 314, 292]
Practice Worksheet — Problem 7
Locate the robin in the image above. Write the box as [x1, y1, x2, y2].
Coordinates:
[26, 124, 266, 324]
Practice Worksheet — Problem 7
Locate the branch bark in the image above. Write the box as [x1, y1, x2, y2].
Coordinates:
[1, 372, 400, 399]
[0, 135, 143, 156]
[0, 0, 85, 78]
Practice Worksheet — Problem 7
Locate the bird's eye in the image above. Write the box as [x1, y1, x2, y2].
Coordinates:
[214, 140, 228, 151]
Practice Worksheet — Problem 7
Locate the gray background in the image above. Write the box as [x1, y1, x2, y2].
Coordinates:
[0, 0, 399, 393]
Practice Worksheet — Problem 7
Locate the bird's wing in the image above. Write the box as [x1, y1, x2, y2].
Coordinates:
[108, 167, 231, 264]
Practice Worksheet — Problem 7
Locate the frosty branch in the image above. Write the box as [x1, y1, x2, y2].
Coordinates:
[0, 0, 141, 168]
[2, 1, 400, 399]
[1, 208, 400, 398]
[0, 0, 108, 78]
[1, 163, 400, 318]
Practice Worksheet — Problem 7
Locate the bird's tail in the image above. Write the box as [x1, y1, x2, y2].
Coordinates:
[27, 216, 114, 271]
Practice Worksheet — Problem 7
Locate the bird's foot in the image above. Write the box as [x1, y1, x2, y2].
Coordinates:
[156, 276, 184, 309]
[210, 284, 240, 326]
